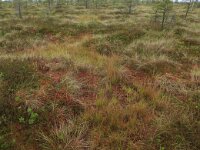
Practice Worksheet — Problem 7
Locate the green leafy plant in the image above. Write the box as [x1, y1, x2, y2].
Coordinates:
[0, 72, 4, 79]
[27, 108, 39, 125]
[18, 117, 25, 124]
[18, 108, 39, 125]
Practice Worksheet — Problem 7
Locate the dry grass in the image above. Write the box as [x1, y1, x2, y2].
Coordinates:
[39, 120, 90, 150]
[0, 2, 200, 150]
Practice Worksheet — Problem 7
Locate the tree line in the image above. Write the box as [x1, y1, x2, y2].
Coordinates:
[0, 0, 199, 29]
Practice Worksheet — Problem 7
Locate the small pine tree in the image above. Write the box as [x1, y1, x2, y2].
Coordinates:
[154, 0, 173, 29]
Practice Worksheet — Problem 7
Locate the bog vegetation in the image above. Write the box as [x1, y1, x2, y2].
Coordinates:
[0, 0, 200, 149]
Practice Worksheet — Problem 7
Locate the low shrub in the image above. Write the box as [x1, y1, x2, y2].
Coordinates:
[87, 27, 145, 55]
[137, 60, 179, 75]
[0, 59, 38, 124]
